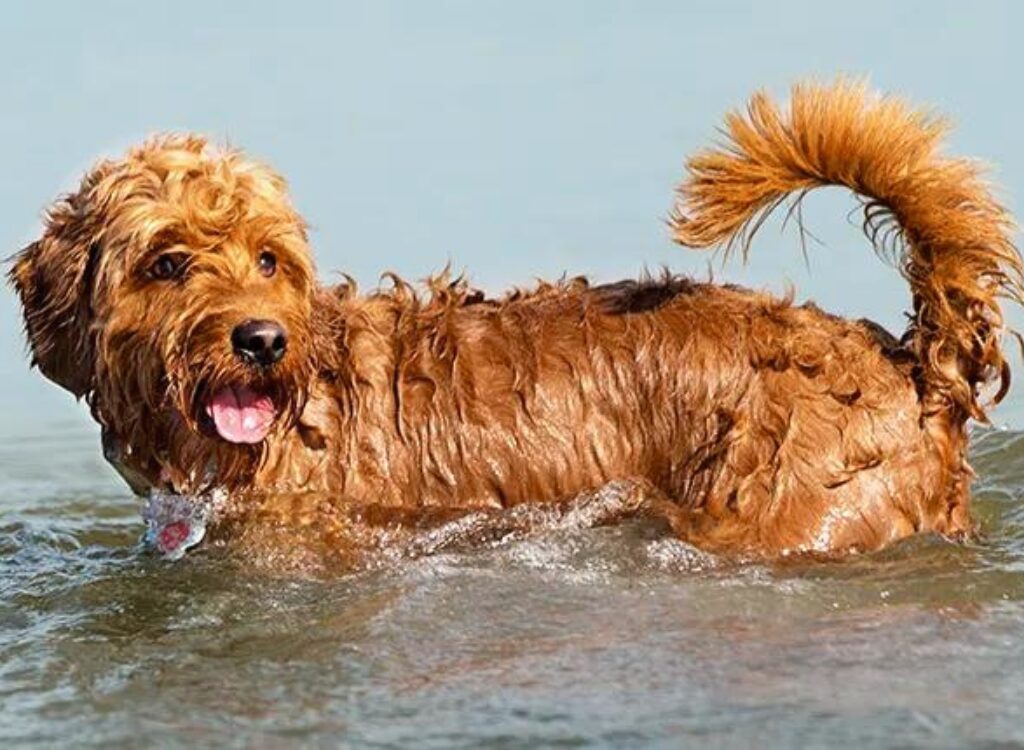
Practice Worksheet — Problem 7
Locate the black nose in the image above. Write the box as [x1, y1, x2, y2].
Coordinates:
[231, 319, 287, 366]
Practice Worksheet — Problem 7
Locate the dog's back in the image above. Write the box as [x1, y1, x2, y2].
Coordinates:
[291, 81, 1023, 555]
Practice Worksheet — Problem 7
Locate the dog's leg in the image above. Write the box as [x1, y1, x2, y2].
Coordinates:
[101, 427, 154, 497]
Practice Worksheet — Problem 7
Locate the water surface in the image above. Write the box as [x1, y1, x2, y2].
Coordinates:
[1, 421, 1022, 748]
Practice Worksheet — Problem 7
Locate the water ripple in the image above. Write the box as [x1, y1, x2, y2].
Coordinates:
[1, 426, 1022, 746]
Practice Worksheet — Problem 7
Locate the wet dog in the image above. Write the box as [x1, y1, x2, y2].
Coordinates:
[10, 82, 1022, 561]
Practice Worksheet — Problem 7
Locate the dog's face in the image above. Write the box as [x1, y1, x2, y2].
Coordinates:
[10, 135, 318, 486]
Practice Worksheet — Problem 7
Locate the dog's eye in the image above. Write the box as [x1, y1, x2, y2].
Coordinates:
[150, 253, 185, 281]
[258, 251, 277, 278]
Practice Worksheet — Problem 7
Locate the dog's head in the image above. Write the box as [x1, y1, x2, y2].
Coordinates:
[9, 135, 319, 487]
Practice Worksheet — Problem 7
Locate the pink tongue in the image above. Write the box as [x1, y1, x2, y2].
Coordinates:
[206, 385, 276, 444]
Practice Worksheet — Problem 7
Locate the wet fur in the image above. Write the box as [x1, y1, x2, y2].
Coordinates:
[10, 82, 1023, 561]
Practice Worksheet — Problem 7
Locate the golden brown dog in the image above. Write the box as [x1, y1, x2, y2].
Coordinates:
[10, 81, 1023, 562]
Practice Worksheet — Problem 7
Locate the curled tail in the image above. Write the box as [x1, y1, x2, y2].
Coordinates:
[671, 80, 1023, 421]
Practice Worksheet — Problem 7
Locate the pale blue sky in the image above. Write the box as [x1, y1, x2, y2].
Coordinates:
[3, 1, 1023, 432]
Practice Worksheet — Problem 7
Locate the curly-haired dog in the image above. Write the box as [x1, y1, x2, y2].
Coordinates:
[10, 82, 1023, 562]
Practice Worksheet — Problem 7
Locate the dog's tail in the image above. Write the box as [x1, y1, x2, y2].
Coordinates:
[670, 80, 1023, 422]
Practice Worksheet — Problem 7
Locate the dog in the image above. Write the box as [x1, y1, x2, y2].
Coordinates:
[9, 81, 1022, 562]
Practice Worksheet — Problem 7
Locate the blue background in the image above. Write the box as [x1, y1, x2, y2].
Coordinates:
[3, 1, 1022, 430]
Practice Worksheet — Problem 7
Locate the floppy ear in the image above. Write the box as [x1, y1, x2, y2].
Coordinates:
[8, 186, 105, 398]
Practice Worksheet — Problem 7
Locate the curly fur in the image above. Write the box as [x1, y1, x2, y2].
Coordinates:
[9, 82, 1023, 563]
[671, 80, 1023, 421]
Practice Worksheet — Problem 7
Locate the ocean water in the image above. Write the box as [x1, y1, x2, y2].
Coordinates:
[3, 3, 1024, 748]
[1, 419, 1022, 749]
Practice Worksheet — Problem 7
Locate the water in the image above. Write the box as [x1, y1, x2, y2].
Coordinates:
[1, 421, 1022, 748]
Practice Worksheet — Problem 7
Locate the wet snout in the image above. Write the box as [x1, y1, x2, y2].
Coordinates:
[231, 319, 287, 367]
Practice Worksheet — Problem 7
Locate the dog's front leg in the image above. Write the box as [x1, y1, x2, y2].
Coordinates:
[101, 426, 156, 497]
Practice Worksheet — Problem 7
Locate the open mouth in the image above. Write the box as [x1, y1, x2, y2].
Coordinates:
[203, 385, 277, 444]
